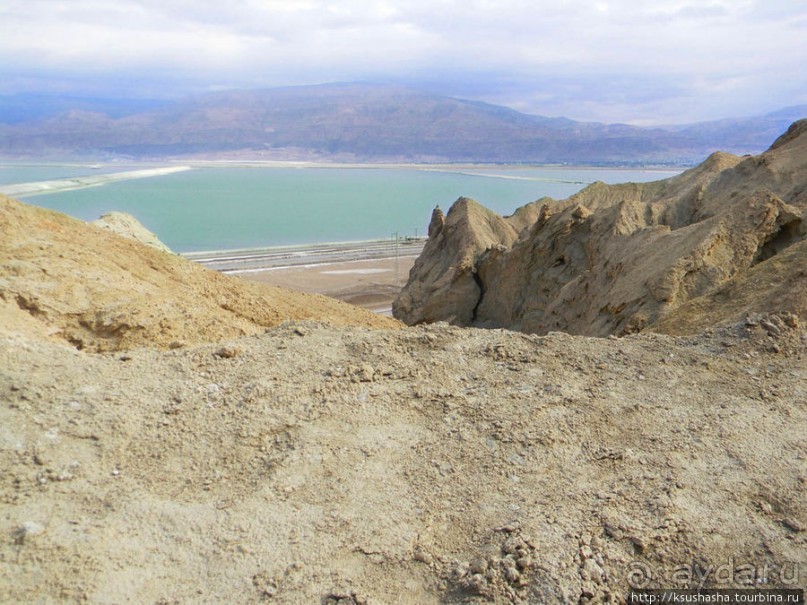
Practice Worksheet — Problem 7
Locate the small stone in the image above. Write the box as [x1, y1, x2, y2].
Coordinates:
[467, 573, 488, 594]
[293, 326, 307, 336]
[214, 345, 241, 359]
[350, 364, 375, 382]
[469, 557, 488, 574]
[502, 535, 525, 554]
[582, 558, 605, 585]
[413, 548, 433, 565]
[628, 535, 646, 551]
[782, 518, 805, 533]
[495, 521, 520, 533]
[761, 319, 782, 336]
[13, 521, 45, 544]
[504, 566, 520, 583]
[453, 561, 470, 580]
[517, 556, 533, 570]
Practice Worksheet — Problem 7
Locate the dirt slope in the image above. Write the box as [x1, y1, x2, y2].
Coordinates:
[0, 195, 398, 351]
[1, 316, 805, 604]
[395, 120, 807, 336]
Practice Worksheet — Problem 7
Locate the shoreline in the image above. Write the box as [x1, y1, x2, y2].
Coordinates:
[183, 238, 426, 273]
[185, 241, 425, 316]
[0, 166, 193, 197]
[238, 255, 417, 316]
[223, 254, 421, 274]
[1, 161, 683, 201]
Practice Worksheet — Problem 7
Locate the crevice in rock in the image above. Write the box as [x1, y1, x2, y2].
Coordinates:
[15, 294, 45, 318]
[752, 218, 803, 265]
[470, 270, 486, 323]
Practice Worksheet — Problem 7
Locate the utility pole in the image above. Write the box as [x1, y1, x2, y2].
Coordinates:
[392, 231, 399, 284]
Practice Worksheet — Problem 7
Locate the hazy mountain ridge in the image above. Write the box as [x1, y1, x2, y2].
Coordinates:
[1, 83, 804, 164]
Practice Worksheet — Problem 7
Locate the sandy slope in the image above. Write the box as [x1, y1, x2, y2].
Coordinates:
[0, 195, 398, 352]
[1, 318, 805, 603]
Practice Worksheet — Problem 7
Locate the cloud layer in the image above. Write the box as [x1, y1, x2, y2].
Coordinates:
[1, 0, 805, 123]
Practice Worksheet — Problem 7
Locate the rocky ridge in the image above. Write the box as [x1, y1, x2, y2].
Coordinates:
[394, 120, 807, 336]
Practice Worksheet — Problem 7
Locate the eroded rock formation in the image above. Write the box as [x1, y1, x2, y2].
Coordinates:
[394, 120, 807, 335]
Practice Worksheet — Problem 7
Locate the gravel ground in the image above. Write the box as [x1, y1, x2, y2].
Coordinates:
[2, 315, 805, 604]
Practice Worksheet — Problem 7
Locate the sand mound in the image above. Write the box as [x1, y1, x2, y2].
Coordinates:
[395, 120, 807, 335]
[91, 211, 174, 254]
[0, 196, 398, 351]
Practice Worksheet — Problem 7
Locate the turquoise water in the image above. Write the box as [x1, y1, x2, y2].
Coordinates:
[0, 162, 139, 185]
[12, 165, 681, 252]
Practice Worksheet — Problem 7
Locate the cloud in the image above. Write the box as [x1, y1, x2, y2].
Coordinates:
[0, 0, 805, 123]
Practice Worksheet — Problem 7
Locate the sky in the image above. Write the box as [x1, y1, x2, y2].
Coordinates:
[1, 0, 806, 125]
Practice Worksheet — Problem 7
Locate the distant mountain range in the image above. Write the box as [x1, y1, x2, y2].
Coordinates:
[0, 83, 804, 165]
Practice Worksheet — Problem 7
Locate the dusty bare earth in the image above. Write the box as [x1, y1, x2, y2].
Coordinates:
[241, 256, 417, 312]
[0, 195, 397, 353]
[1, 316, 805, 604]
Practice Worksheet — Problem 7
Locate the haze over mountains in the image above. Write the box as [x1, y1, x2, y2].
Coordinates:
[1, 83, 804, 164]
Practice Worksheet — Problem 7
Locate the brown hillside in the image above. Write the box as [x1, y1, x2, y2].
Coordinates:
[0, 196, 398, 351]
[395, 120, 807, 335]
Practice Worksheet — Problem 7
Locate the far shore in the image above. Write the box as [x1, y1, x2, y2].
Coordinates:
[0, 166, 193, 197]
[0, 160, 684, 199]
[176, 158, 686, 174]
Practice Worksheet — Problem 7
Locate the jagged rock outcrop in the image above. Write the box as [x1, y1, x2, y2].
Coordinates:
[392, 197, 543, 325]
[394, 120, 807, 335]
[427, 205, 445, 238]
[91, 211, 173, 254]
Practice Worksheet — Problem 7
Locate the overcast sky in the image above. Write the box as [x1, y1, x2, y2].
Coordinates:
[1, 0, 805, 124]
